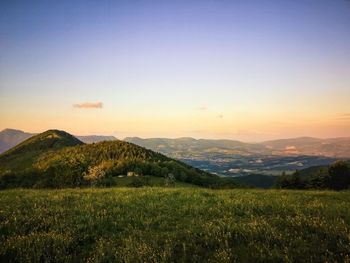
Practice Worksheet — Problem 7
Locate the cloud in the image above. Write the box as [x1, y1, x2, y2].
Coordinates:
[73, 102, 103, 109]
[233, 130, 275, 137]
[336, 113, 350, 120]
[198, 106, 208, 111]
[196, 106, 224, 119]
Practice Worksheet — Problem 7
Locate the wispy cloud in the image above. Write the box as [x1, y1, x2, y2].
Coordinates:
[73, 102, 103, 109]
[198, 106, 208, 111]
[217, 114, 223, 119]
[336, 113, 350, 120]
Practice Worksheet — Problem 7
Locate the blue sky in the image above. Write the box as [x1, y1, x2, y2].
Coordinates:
[1, 0, 349, 140]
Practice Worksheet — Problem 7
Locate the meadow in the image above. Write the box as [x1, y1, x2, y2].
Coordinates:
[0, 187, 349, 262]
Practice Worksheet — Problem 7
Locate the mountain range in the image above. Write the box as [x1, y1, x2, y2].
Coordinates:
[0, 129, 238, 189]
[2, 129, 349, 157]
[1, 129, 348, 188]
[125, 136, 350, 158]
[124, 137, 348, 182]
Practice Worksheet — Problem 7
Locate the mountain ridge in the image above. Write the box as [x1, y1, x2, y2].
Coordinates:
[0, 128, 117, 154]
[125, 136, 350, 158]
[0, 130, 238, 189]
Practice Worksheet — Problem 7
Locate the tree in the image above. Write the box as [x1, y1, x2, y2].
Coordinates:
[164, 173, 175, 187]
[308, 168, 330, 189]
[290, 170, 304, 189]
[328, 161, 350, 190]
[274, 171, 304, 189]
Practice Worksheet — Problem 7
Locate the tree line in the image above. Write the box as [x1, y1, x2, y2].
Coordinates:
[275, 161, 350, 190]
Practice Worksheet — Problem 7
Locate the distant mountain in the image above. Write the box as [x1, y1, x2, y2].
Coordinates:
[124, 137, 264, 158]
[76, 135, 117, 144]
[124, 137, 348, 188]
[262, 137, 350, 157]
[0, 129, 33, 153]
[0, 128, 117, 154]
[3, 129, 348, 157]
[125, 136, 350, 158]
[0, 130, 237, 189]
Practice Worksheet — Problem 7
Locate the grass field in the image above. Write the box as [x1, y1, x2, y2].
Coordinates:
[112, 176, 197, 188]
[1, 188, 349, 262]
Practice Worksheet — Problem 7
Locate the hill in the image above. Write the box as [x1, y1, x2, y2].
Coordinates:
[275, 160, 350, 190]
[0, 130, 83, 173]
[125, 136, 350, 158]
[0, 130, 238, 189]
[262, 137, 350, 157]
[124, 137, 262, 158]
[2, 129, 350, 157]
[0, 128, 117, 154]
[124, 137, 342, 188]
[296, 160, 350, 179]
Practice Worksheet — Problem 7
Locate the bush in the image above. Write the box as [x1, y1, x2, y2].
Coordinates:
[274, 171, 305, 189]
[128, 177, 150, 188]
[328, 161, 350, 190]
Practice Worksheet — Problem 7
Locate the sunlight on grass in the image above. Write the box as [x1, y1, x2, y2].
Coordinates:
[0, 188, 349, 262]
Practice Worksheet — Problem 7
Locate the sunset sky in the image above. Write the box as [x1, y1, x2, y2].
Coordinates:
[1, 0, 349, 141]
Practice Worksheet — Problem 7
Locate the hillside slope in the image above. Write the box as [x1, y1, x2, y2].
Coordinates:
[0, 130, 83, 173]
[0, 129, 117, 154]
[0, 130, 237, 189]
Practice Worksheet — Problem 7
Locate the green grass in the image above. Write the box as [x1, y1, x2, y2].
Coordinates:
[0, 188, 349, 262]
[113, 176, 197, 187]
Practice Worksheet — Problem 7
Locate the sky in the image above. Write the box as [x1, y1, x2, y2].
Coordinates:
[0, 0, 350, 141]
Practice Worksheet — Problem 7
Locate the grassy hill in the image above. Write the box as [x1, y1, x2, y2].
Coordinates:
[0, 130, 83, 173]
[0, 130, 238, 189]
[0, 128, 118, 154]
[0, 188, 349, 262]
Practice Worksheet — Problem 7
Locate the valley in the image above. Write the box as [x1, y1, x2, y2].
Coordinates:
[1, 129, 346, 188]
[180, 154, 336, 176]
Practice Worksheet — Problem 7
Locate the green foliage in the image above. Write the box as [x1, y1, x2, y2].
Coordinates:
[164, 173, 175, 187]
[0, 188, 349, 262]
[232, 174, 277, 188]
[127, 177, 151, 188]
[0, 131, 239, 189]
[307, 167, 330, 189]
[275, 171, 305, 189]
[0, 130, 83, 176]
[276, 161, 350, 190]
[327, 161, 350, 190]
[0, 129, 82, 160]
